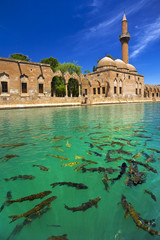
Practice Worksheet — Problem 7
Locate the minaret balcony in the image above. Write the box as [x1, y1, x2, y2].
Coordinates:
[119, 33, 130, 41]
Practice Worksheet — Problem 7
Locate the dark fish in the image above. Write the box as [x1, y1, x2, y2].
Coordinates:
[88, 132, 104, 136]
[126, 159, 157, 174]
[0, 154, 19, 162]
[81, 166, 119, 174]
[0, 143, 27, 149]
[117, 147, 133, 156]
[47, 154, 69, 160]
[65, 197, 101, 212]
[7, 191, 52, 204]
[120, 195, 160, 236]
[105, 152, 122, 162]
[111, 141, 125, 147]
[96, 145, 103, 151]
[126, 164, 146, 186]
[147, 148, 160, 154]
[47, 234, 69, 240]
[102, 172, 110, 192]
[0, 191, 12, 213]
[32, 164, 49, 171]
[7, 207, 50, 240]
[111, 163, 127, 183]
[144, 190, 156, 201]
[84, 142, 94, 148]
[9, 196, 57, 223]
[50, 182, 88, 190]
[91, 151, 102, 157]
[74, 163, 90, 171]
[4, 175, 35, 181]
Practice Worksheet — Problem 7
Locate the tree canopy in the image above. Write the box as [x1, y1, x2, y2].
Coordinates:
[40, 57, 59, 72]
[9, 53, 30, 61]
[55, 62, 81, 76]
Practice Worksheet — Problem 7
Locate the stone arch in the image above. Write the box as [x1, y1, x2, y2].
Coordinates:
[0, 72, 10, 94]
[67, 77, 79, 97]
[51, 75, 65, 97]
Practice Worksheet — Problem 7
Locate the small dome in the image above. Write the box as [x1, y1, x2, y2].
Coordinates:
[97, 57, 116, 68]
[126, 63, 137, 73]
[115, 59, 128, 70]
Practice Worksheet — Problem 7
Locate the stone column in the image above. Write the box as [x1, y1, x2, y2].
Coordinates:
[79, 84, 81, 97]
[65, 83, 68, 97]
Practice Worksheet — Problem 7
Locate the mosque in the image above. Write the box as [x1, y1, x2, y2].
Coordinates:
[0, 13, 159, 107]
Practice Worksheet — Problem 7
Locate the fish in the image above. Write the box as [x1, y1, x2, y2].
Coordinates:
[145, 154, 155, 163]
[66, 141, 71, 147]
[111, 141, 125, 147]
[74, 163, 90, 171]
[125, 159, 157, 174]
[57, 148, 64, 152]
[0, 143, 27, 149]
[50, 182, 88, 190]
[0, 191, 12, 213]
[84, 142, 94, 148]
[102, 172, 110, 192]
[64, 137, 72, 140]
[75, 155, 85, 160]
[0, 154, 19, 162]
[100, 135, 110, 138]
[87, 150, 92, 155]
[88, 132, 104, 136]
[32, 164, 49, 171]
[47, 234, 69, 240]
[125, 164, 146, 186]
[119, 195, 160, 236]
[9, 196, 57, 223]
[82, 159, 98, 164]
[105, 152, 122, 162]
[7, 207, 50, 240]
[53, 136, 65, 140]
[147, 148, 160, 153]
[144, 190, 156, 201]
[47, 154, 69, 160]
[93, 123, 101, 129]
[81, 167, 119, 174]
[4, 175, 35, 181]
[91, 151, 102, 157]
[32, 134, 45, 139]
[52, 146, 63, 148]
[61, 162, 80, 167]
[90, 137, 98, 140]
[111, 163, 127, 184]
[133, 152, 142, 159]
[64, 197, 101, 212]
[19, 129, 33, 133]
[117, 147, 133, 156]
[7, 191, 52, 204]
[96, 145, 103, 150]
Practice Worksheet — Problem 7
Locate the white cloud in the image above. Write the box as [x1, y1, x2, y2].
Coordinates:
[131, 16, 160, 58]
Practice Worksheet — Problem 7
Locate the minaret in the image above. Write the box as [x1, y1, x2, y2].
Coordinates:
[119, 12, 130, 64]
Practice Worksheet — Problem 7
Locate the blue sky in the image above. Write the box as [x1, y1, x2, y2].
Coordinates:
[0, 0, 160, 84]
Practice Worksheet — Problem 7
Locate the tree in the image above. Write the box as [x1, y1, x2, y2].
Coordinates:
[10, 53, 30, 61]
[40, 57, 59, 72]
[93, 66, 96, 72]
[68, 78, 79, 97]
[84, 70, 91, 74]
[51, 76, 65, 97]
[55, 61, 82, 76]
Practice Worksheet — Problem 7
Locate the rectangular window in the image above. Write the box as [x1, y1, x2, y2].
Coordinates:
[152, 93, 154, 97]
[136, 88, 138, 95]
[128, 75, 130, 79]
[119, 87, 122, 94]
[139, 89, 141, 95]
[22, 83, 27, 93]
[93, 88, 96, 95]
[116, 73, 119, 77]
[98, 87, 100, 94]
[39, 84, 43, 93]
[85, 89, 87, 95]
[157, 93, 158, 97]
[102, 87, 105, 94]
[114, 86, 117, 94]
[1, 82, 8, 93]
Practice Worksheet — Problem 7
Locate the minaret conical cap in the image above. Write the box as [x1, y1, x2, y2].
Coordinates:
[122, 12, 127, 21]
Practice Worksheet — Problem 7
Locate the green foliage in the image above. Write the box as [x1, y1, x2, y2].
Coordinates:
[55, 61, 81, 76]
[97, 59, 100, 63]
[93, 66, 96, 72]
[84, 70, 91, 74]
[10, 53, 30, 61]
[68, 78, 79, 97]
[56, 84, 66, 97]
[40, 57, 59, 72]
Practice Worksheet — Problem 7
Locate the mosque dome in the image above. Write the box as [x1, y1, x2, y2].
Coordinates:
[115, 59, 128, 70]
[126, 63, 137, 73]
[97, 57, 116, 69]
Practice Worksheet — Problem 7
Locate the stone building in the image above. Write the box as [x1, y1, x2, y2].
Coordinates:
[0, 12, 159, 107]
[81, 13, 145, 102]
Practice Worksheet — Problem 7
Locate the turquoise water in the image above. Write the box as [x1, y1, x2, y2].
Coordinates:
[0, 103, 160, 240]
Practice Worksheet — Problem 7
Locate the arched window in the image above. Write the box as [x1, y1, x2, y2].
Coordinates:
[119, 80, 122, 94]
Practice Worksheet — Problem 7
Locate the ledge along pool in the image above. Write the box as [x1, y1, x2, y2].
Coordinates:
[0, 102, 160, 240]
